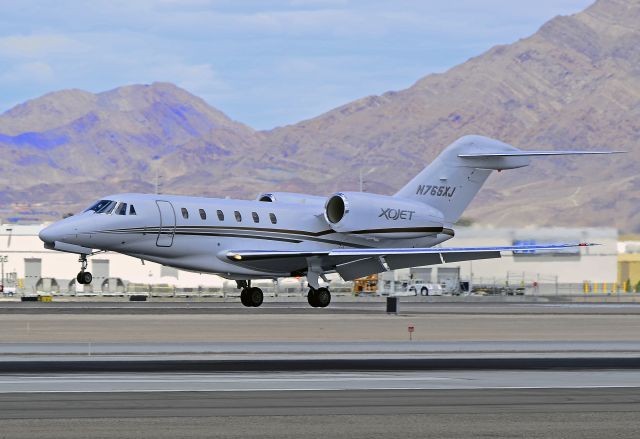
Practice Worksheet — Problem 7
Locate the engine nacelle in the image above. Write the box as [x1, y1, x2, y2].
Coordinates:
[257, 192, 326, 207]
[324, 192, 444, 239]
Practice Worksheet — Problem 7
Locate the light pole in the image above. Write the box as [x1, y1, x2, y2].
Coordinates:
[0, 255, 6, 292]
[359, 167, 377, 192]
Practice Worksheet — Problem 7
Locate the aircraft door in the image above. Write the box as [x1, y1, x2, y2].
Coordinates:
[156, 200, 176, 247]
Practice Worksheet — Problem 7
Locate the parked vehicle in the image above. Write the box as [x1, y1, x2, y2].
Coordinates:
[408, 280, 443, 296]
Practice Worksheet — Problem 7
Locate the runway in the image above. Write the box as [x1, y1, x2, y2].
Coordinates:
[3, 300, 640, 315]
[1, 302, 640, 437]
[3, 302, 640, 343]
[3, 370, 640, 392]
[1, 388, 640, 438]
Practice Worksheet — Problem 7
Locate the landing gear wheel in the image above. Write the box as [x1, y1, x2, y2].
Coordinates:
[315, 287, 331, 308]
[247, 287, 263, 307]
[241, 287, 263, 307]
[77, 271, 92, 285]
[307, 288, 319, 307]
[308, 288, 331, 308]
[240, 288, 251, 307]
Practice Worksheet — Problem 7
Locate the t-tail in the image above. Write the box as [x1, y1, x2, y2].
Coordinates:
[394, 135, 623, 225]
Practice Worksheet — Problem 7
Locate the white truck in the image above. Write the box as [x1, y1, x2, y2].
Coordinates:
[407, 280, 443, 296]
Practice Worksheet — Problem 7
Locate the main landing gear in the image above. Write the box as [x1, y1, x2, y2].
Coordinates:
[76, 254, 92, 285]
[306, 257, 331, 308]
[237, 281, 263, 307]
[307, 287, 331, 308]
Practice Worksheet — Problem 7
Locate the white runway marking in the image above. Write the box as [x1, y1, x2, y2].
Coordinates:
[2, 371, 640, 393]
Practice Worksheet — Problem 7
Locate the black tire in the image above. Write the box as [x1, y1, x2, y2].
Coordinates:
[81, 272, 93, 284]
[421, 287, 428, 296]
[240, 288, 251, 307]
[307, 289, 318, 307]
[316, 288, 331, 308]
[248, 287, 263, 307]
[76, 272, 84, 284]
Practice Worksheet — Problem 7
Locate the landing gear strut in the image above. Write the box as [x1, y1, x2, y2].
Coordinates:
[76, 255, 92, 285]
[308, 287, 331, 308]
[237, 280, 263, 307]
[305, 257, 330, 308]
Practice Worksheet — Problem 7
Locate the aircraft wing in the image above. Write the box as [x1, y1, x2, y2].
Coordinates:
[223, 243, 594, 281]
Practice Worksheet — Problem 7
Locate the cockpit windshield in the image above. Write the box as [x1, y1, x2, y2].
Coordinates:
[84, 199, 137, 215]
[85, 200, 114, 213]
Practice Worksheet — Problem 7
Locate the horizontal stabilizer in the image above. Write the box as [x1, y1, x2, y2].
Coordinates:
[459, 150, 624, 158]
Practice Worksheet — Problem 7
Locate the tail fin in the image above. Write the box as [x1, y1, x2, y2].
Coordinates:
[395, 135, 622, 225]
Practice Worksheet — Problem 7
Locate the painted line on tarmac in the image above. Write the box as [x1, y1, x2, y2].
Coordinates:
[1, 385, 640, 394]
[3, 357, 640, 373]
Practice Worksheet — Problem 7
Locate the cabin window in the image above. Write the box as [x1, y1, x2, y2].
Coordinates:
[217, 210, 224, 221]
[129, 205, 137, 215]
[252, 212, 259, 223]
[269, 213, 277, 224]
[116, 203, 128, 215]
[181, 208, 189, 219]
[199, 209, 207, 220]
[234, 211, 242, 222]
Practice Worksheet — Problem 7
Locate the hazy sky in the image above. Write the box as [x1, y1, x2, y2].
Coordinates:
[0, 0, 594, 129]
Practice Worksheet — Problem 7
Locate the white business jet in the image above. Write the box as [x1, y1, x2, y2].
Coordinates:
[38, 135, 619, 307]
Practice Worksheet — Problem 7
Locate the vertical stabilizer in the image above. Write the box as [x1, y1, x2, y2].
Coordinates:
[394, 136, 527, 225]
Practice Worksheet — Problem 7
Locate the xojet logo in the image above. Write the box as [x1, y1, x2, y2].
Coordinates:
[379, 208, 415, 221]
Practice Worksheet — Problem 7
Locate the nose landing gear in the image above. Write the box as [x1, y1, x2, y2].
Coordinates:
[76, 255, 92, 285]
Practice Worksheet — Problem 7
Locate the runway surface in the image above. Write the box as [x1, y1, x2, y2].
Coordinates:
[3, 302, 640, 343]
[3, 370, 640, 392]
[3, 300, 640, 315]
[2, 302, 640, 437]
[1, 387, 640, 438]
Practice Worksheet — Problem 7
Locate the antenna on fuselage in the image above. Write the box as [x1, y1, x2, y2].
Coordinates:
[154, 169, 162, 195]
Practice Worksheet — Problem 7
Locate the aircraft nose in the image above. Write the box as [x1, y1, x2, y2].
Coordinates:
[39, 223, 64, 244]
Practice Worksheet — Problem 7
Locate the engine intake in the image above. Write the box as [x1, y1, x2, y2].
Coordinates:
[326, 193, 347, 224]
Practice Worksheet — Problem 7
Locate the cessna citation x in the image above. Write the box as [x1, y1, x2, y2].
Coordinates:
[39, 135, 620, 308]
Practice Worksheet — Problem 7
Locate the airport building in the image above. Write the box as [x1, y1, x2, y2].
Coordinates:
[0, 223, 619, 296]
[618, 238, 640, 287]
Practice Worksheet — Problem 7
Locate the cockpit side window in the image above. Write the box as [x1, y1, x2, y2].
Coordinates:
[116, 203, 128, 215]
[85, 200, 112, 213]
[129, 205, 137, 215]
[98, 200, 117, 214]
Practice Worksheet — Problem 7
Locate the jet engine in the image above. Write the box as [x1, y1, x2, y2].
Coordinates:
[324, 192, 444, 239]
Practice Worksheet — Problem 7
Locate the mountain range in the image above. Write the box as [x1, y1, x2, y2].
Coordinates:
[0, 0, 638, 232]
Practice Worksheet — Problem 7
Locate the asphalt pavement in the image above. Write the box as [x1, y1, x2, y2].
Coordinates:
[2, 300, 640, 438]
[1, 388, 639, 438]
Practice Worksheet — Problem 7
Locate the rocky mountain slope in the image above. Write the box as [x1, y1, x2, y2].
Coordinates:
[0, 0, 638, 231]
[0, 83, 262, 216]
